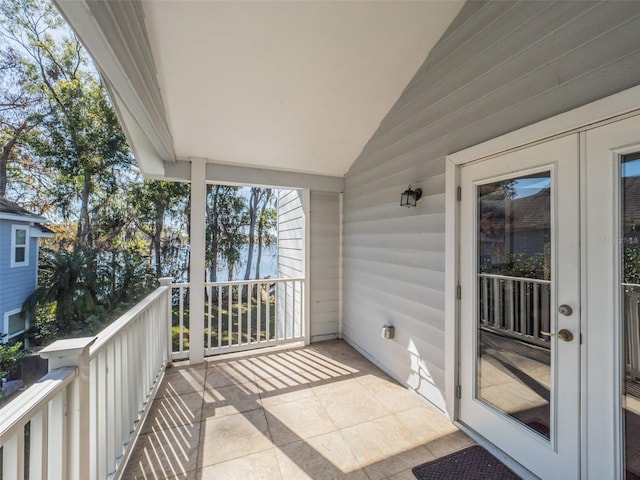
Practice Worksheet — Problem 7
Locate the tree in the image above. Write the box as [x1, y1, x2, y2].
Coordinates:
[255, 189, 275, 279]
[0, 41, 42, 197]
[129, 180, 190, 279]
[206, 185, 246, 282]
[243, 188, 275, 280]
[1, 0, 132, 247]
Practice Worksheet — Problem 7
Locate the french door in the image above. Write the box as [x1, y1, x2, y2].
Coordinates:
[459, 135, 581, 478]
[458, 114, 640, 479]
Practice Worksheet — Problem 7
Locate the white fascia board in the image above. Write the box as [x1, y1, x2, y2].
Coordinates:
[164, 159, 344, 192]
[0, 213, 45, 223]
[53, 0, 176, 171]
[30, 227, 55, 239]
[204, 161, 344, 192]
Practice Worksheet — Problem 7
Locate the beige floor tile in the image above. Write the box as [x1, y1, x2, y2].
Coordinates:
[250, 353, 305, 380]
[354, 370, 396, 386]
[124, 422, 201, 479]
[423, 430, 475, 458]
[387, 468, 421, 480]
[157, 369, 206, 398]
[198, 449, 282, 480]
[202, 381, 262, 419]
[362, 379, 426, 414]
[264, 396, 337, 446]
[257, 377, 314, 408]
[317, 382, 390, 428]
[275, 432, 368, 480]
[340, 415, 419, 467]
[363, 445, 435, 480]
[141, 392, 203, 434]
[393, 405, 458, 447]
[199, 409, 273, 467]
[310, 375, 360, 397]
[205, 363, 255, 389]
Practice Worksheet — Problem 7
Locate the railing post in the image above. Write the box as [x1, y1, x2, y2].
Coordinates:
[39, 337, 96, 480]
[159, 277, 174, 366]
[189, 159, 206, 364]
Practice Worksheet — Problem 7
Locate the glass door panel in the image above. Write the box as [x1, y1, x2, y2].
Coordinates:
[476, 172, 552, 439]
[621, 152, 640, 479]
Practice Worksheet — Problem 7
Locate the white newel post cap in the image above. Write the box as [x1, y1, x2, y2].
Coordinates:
[159, 277, 173, 286]
[39, 337, 96, 370]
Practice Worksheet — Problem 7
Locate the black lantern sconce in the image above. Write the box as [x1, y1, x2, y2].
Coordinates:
[400, 185, 422, 207]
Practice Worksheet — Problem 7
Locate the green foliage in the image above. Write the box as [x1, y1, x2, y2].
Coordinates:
[624, 243, 640, 284]
[480, 246, 551, 280]
[0, 341, 25, 380]
[172, 326, 189, 352]
[25, 247, 156, 342]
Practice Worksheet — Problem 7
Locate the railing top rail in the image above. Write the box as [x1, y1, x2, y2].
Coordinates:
[90, 284, 169, 358]
[171, 277, 305, 288]
[0, 367, 76, 445]
[477, 273, 551, 285]
[623, 282, 640, 288]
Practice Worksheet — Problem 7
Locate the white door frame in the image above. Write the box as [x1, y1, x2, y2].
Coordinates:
[444, 84, 640, 477]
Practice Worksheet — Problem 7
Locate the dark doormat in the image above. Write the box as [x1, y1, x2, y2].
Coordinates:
[412, 445, 522, 480]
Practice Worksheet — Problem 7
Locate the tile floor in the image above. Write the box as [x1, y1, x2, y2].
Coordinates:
[123, 340, 474, 479]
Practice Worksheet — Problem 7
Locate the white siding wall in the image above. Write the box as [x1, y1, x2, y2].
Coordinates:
[277, 189, 305, 338]
[310, 191, 340, 342]
[277, 189, 342, 343]
[342, 0, 640, 413]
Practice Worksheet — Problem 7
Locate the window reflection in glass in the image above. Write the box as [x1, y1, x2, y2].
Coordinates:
[476, 172, 552, 440]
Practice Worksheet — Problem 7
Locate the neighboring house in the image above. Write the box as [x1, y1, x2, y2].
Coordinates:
[0, 198, 53, 344]
[51, 1, 640, 478]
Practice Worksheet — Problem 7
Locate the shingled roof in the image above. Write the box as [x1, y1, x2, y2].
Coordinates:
[0, 197, 41, 218]
[0, 197, 53, 236]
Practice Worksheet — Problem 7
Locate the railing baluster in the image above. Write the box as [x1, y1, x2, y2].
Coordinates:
[179, 286, 185, 354]
[532, 283, 540, 337]
[29, 408, 48, 480]
[2, 427, 23, 480]
[238, 283, 243, 345]
[267, 282, 272, 341]
[207, 285, 212, 349]
[218, 286, 222, 348]
[248, 283, 252, 343]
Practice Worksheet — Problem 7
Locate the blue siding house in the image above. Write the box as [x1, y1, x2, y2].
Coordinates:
[0, 198, 53, 343]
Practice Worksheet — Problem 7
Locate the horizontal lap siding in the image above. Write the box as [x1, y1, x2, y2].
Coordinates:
[342, 0, 640, 413]
[278, 189, 305, 279]
[310, 191, 340, 342]
[0, 221, 38, 329]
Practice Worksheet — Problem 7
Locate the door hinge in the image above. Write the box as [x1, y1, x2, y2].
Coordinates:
[456, 385, 462, 399]
[456, 284, 461, 300]
[457, 186, 461, 201]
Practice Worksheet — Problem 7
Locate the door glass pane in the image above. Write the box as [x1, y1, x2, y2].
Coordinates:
[621, 153, 640, 478]
[477, 172, 552, 439]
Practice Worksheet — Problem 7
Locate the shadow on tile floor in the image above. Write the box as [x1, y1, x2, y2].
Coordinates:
[123, 340, 474, 479]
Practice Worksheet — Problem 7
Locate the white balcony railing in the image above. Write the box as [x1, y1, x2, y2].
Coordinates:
[171, 277, 305, 360]
[478, 273, 551, 348]
[624, 283, 640, 381]
[0, 279, 171, 480]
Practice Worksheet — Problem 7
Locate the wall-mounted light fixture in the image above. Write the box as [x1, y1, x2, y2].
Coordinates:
[400, 185, 422, 207]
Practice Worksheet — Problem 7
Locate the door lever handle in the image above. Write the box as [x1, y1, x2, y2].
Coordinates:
[540, 329, 574, 342]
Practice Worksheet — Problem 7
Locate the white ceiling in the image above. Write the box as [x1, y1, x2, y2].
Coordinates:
[141, 1, 463, 177]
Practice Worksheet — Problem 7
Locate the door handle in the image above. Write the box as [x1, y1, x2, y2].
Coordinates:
[540, 329, 574, 342]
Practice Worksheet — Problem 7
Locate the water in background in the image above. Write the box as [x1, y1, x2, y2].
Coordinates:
[215, 244, 278, 282]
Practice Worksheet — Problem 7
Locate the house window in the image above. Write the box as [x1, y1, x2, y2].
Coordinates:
[11, 225, 29, 267]
[3, 309, 26, 341]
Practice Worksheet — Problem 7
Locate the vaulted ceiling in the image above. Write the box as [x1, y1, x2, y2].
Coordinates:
[55, 1, 463, 183]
